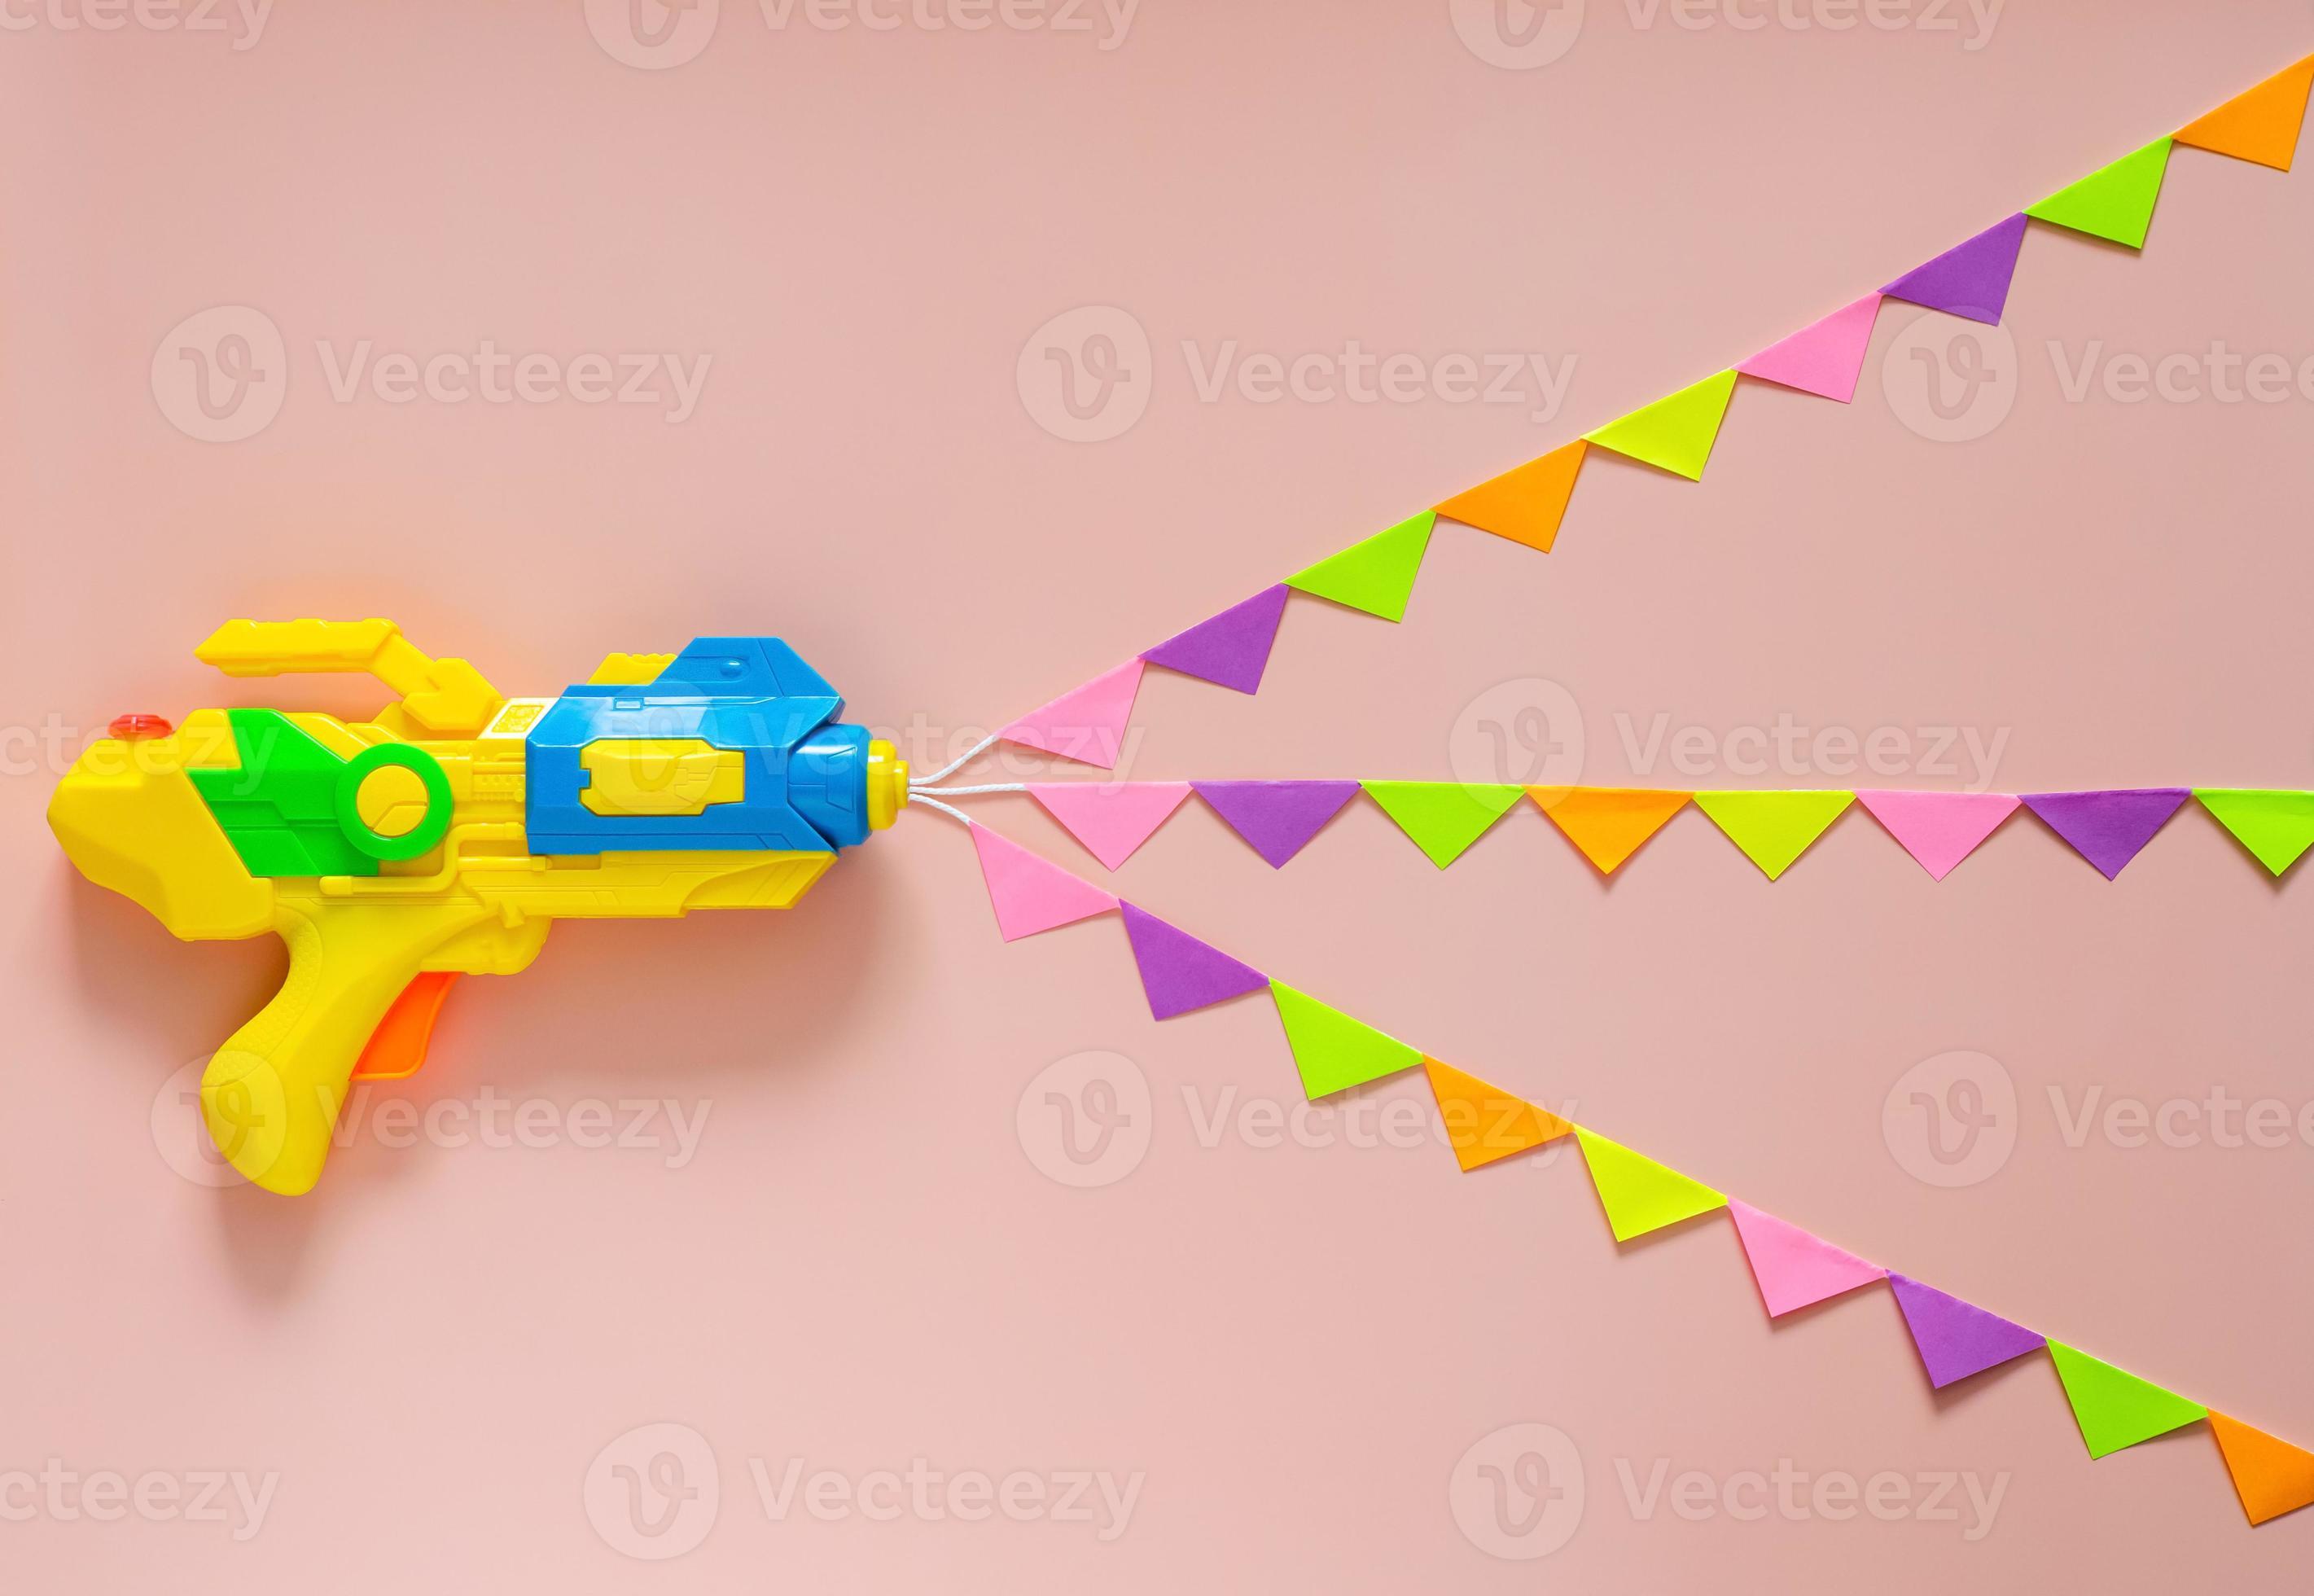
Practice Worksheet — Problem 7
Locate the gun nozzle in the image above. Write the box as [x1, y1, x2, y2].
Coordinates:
[866, 739, 908, 831]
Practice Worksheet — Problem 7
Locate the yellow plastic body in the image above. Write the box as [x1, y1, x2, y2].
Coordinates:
[577, 739, 747, 816]
[48, 620, 884, 1196]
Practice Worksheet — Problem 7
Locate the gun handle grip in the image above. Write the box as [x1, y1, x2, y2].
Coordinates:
[199, 901, 480, 1195]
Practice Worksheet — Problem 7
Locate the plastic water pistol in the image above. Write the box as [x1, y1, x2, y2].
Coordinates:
[47, 620, 909, 1195]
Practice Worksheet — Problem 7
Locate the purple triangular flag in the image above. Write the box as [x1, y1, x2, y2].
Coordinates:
[1887, 1273, 2045, 1388]
[1880, 213, 2028, 325]
[1193, 780, 1362, 868]
[1140, 585, 1289, 695]
[1117, 902, 1269, 1019]
[2021, 788, 2190, 879]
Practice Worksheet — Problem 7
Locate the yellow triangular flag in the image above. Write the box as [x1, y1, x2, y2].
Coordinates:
[1574, 1127, 1725, 1241]
[1584, 371, 1738, 480]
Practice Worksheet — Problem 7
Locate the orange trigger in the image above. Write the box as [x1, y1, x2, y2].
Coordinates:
[352, 971, 461, 1081]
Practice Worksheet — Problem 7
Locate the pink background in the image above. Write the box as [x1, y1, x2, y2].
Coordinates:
[7, 2, 2314, 1587]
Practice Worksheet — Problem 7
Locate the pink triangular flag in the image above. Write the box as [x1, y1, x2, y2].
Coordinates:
[1855, 791, 2021, 881]
[967, 822, 1118, 941]
[1727, 1200, 1886, 1318]
[997, 660, 1145, 769]
[1736, 294, 1882, 402]
[1029, 783, 1194, 870]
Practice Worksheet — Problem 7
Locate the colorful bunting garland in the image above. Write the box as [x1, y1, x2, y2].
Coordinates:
[952, 814, 2314, 1525]
[928, 780, 2314, 884]
[926, 52, 2314, 1535]
[953, 53, 2313, 778]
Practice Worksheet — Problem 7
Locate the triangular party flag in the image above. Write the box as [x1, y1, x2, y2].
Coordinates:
[2207, 1412, 2314, 1526]
[1434, 440, 1589, 553]
[2174, 55, 2314, 171]
[1139, 585, 1289, 695]
[1362, 781, 1527, 868]
[997, 659, 1145, 768]
[2194, 789, 2314, 877]
[1116, 902, 1269, 1019]
[1422, 1058, 1572, 1172]
[1725, 1200, 1886, 1318]
[1285, 511, 1436, 622]
[1028, 782, 1194, 870]
[2046, 1341, 2207, 1459]
[1855, 790, 2020, 881]
[1736, 294, 1882, 403]
[1584, 370, 1739, 481]
[1886, 1274, 2046, 1388]
[1531, 786, 1690, 875]
[1269, 983, 1423, 1098]
[1573, 1128, 1726, 1242]
[1194, 780, 1362, 868]
[2027, 138, 2173, 249]
[2022, 789, 2190, 879]
[1692, 790, 1854, 880]
[1881, 213, 2028, 324]
[967, 822, 1119, 941]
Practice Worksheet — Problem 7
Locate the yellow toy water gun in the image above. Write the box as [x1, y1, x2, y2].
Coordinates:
[48, 620, 908, 1195]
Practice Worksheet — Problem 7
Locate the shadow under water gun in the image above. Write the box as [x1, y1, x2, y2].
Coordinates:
[48, 620, 908, 1195]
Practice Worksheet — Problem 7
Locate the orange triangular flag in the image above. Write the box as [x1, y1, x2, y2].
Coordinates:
[1530, 786, 1692, 875]
[2175, 55, 2314, 171]
[2209, 1413, 2314, 1526]
[1435, 441, 1588, 553]
[1422, 1058, 1571, 1171]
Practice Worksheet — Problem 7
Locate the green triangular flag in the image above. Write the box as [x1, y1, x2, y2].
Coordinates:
[1285, 511, 1437, 621]
[1574, 1128, 1726, 1241]
[2027, 138, 2172, 249]
[1361, 781, 1526, 868]
[1583, 370, 1738, 481]
[1692, 791, 1854, 879]
[1268, 982, 1423, 1099]
[2046, 1341, 2207, 1459]
[2194, 789, 2314, 876]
